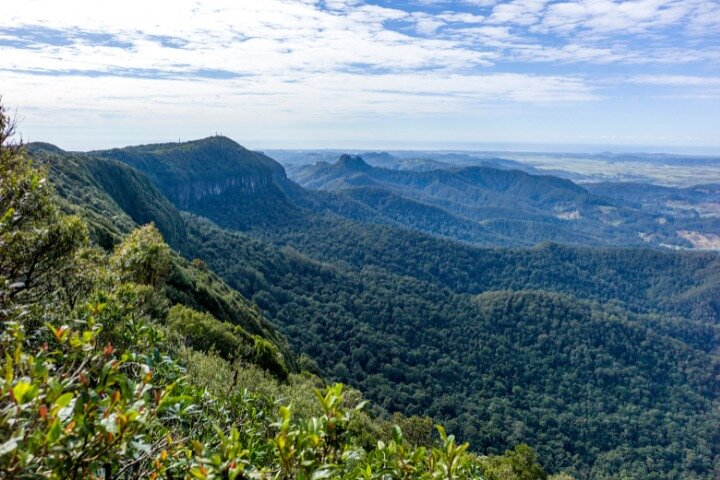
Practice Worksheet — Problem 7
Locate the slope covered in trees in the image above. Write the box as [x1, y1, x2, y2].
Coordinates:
[259, 216, 720, 325]
[91, 137, 300, 231]
[1, 109, 553, 479]
[28, 134, 720, 478]
[179, 215, 720, 479]
[28, 142, 187, 248]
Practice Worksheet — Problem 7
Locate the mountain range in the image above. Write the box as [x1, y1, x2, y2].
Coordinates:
[25, 136, 720, 479]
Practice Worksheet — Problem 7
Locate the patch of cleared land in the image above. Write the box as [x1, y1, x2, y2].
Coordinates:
[677, 230, 720, 250]
[499, 154, 720, 187]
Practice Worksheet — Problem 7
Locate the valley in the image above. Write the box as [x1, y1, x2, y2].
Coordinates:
[22, 136, 720, 479]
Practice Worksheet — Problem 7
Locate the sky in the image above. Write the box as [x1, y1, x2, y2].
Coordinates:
[1, 0, 720, 152]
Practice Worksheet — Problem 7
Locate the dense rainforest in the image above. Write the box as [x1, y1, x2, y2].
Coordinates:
[0, 103, 555, 478]
[3, 119, 718, 478]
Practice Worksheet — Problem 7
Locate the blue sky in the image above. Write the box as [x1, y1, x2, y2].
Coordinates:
[1, 0, 719, 152]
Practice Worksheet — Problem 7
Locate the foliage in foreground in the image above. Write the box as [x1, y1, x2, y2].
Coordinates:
[0, 107, 552, 478]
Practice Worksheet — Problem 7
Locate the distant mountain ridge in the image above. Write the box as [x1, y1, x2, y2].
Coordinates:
[79, 137, 720, 250]
[291, 154, 629, 246]
[295, 153, 589, 206]
[271, 149, 540, 174]
[290, 153, 720, 249]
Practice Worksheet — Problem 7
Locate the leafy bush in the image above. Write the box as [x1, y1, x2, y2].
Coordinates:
[110, 224, 171, 287]
[252, 335, 289, 381]
[168, 304, 253, 361]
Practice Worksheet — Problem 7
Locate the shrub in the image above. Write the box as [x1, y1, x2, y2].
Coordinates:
[167, 304, 253, 361]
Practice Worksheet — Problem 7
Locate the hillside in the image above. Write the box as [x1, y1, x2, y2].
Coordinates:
[262, 216, 720, 325]
[180, 214, 720, 478]
[5, 137, 557, 479]
[31, 137, 720, 479]
[28, 142, 187, 247]
[28, 143, 293, 362]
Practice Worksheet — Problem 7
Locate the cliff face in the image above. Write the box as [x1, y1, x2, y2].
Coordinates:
[167, 175, 276, 207]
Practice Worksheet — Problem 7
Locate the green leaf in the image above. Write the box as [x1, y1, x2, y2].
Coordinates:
[157, 395, 193, 412]
[52, 392, 74, 410]
[0, 207, 15, 226]
[0, 438, 18, 456]
[4, 353, 13, 383]
[190, 467, 208, 479]
[12, 381, 36, 404]
[392, 425, 404, 445]
[46, 420, 61, 444]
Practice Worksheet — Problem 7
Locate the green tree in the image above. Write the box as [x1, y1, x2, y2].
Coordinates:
[110, 224, 170, 287]
[0, 103, 87, 311]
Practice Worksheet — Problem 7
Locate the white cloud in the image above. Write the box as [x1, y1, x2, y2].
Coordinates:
[537, 0, 680, 34]
[0, 0, 596, 113]
[2, 68, 595, 119]
[1, 67, 598, 149]
[409, 12, 447, 35]
[436, 12, 486, 23]
[628, 75, 720, 87]
[488, 0, 549, 25]
[1, 0, 491, 76]
[1, 0, 718, 148]
[414, 0, 497, 7]
[514, 43, 631, 63]
[685, 0, 720, 35]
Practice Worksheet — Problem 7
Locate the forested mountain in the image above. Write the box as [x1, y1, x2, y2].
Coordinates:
[272, 149, 537, 173]
[90, 137, 720, 250]
[181, 215, 720, 478]
[291, 155, 598, 246]
[89, 138, 506, 244]
[88, 140, 606, 246]
[27, 137, 720, 479]
[28, 143, 187, 247]
[293, 154, 584, 201]
[26, 142, 292, 363]
[290, 155, 720, 249]
[90, 137, 300, 230]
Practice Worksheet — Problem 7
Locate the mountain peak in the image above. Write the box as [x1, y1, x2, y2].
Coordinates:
[336, 154, 371, 171]
[191, 135, 243, 149]
[26, 142, 66, 155]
